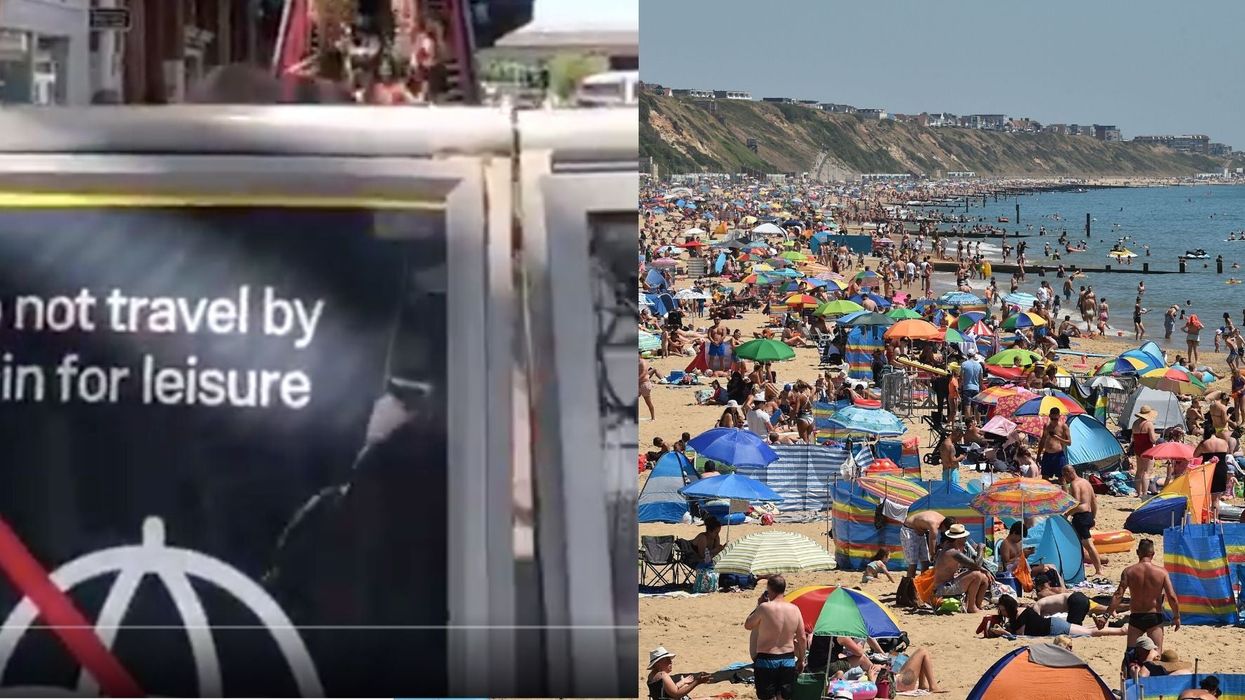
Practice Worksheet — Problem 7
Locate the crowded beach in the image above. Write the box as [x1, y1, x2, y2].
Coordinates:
[638, 177, 1245, 699]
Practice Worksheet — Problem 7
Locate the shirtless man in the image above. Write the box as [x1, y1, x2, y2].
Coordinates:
[1036, 407, 1072, 481]
[744, 575, 806, 700]
[938, 432, 964, 482]
[901, 511, 946, 579]
[1104, 539, 1180, 653]
[932, 524, 992, 613]
[690, 515, 725, 565]
[705, 322, 733, 377]
[1063, 464, 1105, 576]
[1208, 392, 1235, 434]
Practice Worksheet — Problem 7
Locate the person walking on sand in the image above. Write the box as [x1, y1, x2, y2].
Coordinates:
[1037, 407, 1072, 481]
[640, 357, 656, 421]
[1104, 538, 1180, 653]
[744, 575, 806, 700]
[1132, 406, 1159, 498]
[1063, 464, 1105, 577]
[1185, 313, 1203, 365]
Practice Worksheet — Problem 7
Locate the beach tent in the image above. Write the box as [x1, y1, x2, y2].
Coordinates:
[1120, 342, 1166, 373]
[1121, 386, 1184, 430]
[1124, 461, 1214, 534]
[734, 444, 871, 512]
[1065, 415, 1124, 468]
[1025, 515, 1085, 585]
[831, 480, 905, 571]
[1125, 674, 1245, 700]
[1163, 522, 1243, 626]
[845, 327, 883, 381]
[638, 452, 699, 523]
[907, 481, 994, 547]
[966, 645, 1114, 700]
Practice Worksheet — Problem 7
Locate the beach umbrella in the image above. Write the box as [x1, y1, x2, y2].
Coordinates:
[812, 587, 904, 639]
[1087, 375, 1126, 390]
[944, 328, 966, 344]
[742, 273, 775, 286]
[856, 474, 927, 506]
[715, 531, 834, 576]
[1012, 392, 1086, 417]
[771, 268, 803, 278]
[687, 428, 780, 468]
[1139, 367, 1207, 396]
[1094, 356, 1148, 376]
[955, 311, 988, 331]
[683, 227, 707, 236]
[742, 215, 759, 225]
[804, 278, 831, 290]
[752, 222, 784, 235]
[982, 415, 1018, 437]
[886, 307, 923, 320]
[680, 473, 783, 503]
[938, 291, 986, 308]
[813, 271, 845, 281]
[655, 245, 681, 256]
[815, 299, 865, 318]
[650, 257, 678, 269]
[734, 338, 797, 362]
[975, 384, 1037, 405]
[840, 312, 895, 328]
[639, 331, 661, 352]
[986, 348, 1043, 367]
[853, 270, 880, 282]
[970, 477, 1077, 520]
[822, 278, 849, 291]
[1143, 442, 1195, 461]
[785, 293, 820, 308]
[765, 256, 792, 268]
[864, 458, 902, 475]
[712, 239, 747, 249]
[825, 406, 907, 436]
[679, 240, 706, 249]
[753, 263, 775, 272]
[781, 251, 808, 262]
[849, 292, 893, 308]
[1001, 292, 1038, 308]
[883, 318, 943, 341]
[963, 320, 993, 337]
[674, 289, 709, 300]
[1001, 312, 1047, 330]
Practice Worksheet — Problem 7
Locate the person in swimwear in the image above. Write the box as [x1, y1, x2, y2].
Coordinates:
[1105, 539, 1180, 655]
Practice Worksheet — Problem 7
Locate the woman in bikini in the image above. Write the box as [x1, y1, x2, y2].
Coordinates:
[791, 382, 815, 443]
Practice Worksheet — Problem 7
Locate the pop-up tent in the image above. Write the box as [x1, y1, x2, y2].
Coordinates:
[967, 645, 1114, 699]
[907, 480, 994, 547]
[1025, 516, 1085, 585]
[1124, 461, 1215, 534]
[1065, 414, 1124, 468]
[831, 480, 904, 571]
[1121, 386, 1184, 430]
[638, 452, 699, 523]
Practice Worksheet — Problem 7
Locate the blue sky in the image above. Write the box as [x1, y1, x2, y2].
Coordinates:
[640, 0, 1245, 149]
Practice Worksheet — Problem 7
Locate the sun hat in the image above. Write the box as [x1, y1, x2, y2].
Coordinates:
[647, 646, 676, 669]
[726, 400, 740, 408]
[1156, 649, 1193, 673]
[946, 523, 969, 539]
[1138, 405, 1158, 419]
[831, 691, 854, 700]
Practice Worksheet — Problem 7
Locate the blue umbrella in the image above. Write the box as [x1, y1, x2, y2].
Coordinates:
[1002, 292, 1038, 308]
[938, 291, 986, 308]
[687, 428, 780, 468]
[913, 298, 937, 311]
[849, 292, 893, 308]
[825, 406, 907, 436]
[837, 310, 869, 324]
[680, 473, 784, 502]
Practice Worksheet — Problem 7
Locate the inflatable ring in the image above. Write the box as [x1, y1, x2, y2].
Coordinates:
[1092, 530, 1135, 554]
[827, 679, 878, 700]
[895, 356, 950, 376]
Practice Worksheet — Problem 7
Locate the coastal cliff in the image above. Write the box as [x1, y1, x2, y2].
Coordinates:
[641, 93, 1230, 178]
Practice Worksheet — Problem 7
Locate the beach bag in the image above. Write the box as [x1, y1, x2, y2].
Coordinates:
[1014, 556, 1034, 592]
[976, 614, 1003, 637]
[718, 573, 757, 590]
[913, 568, 937, 606]
[894, 576, 917, 608]
[693, 568, 719, 594]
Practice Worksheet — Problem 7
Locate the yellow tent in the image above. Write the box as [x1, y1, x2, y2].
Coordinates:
[1163, 461, 1215, 524]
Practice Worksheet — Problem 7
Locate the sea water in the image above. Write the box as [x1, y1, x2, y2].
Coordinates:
[952, 184, 1245, 324]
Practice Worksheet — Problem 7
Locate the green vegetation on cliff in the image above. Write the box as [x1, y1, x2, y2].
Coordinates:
[641, 93, 1227, 178]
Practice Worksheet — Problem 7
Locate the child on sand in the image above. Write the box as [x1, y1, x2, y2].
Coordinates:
[862, 549, 896, 584]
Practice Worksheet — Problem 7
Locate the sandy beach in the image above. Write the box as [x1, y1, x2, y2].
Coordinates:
[638, 207, 1245, 697]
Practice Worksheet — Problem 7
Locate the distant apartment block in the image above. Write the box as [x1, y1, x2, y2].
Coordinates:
[857, 108, 888, 119]
[797, 99, 820, 107]
[713, 90, 752, 100]
[1093, 124, 1122, 142]
[673, 88, 713, 98]
[820, 103, 857, 113]
[1008, 118, 1042, 133]
[1133, 134, 1210, 154]
[965, 114, 1007, 130]
[947, 171, 977, 178]
[923, 112, 957, 127]
[762, 97, 796, 104]
[1043, 123, 1068, 135]
[1209, 142, 1234, 157]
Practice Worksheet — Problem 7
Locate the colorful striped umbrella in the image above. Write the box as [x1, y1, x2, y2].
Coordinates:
[785, 293, 820, 307]
[786, 585, 841, 632]
[975, 384, 1037, 405]
[1001, 312, 1048, 330]
[856, 474, 927, 506]
[886, 307, 923, 320]
[1139, 367, 1208, 396]
[970, 477, 1076, 519]
[816, 299, 864, 317]
[955, 311, 988, 330]
[864, 458, 902, 475]
[883, 318, 942, 341]
[986, 348, 1043, 367]
[1012, 392, 1086, 417]
[812, 587, 904, 639]
[713, 531, 835, 576]
[1094, 355, 1149, 376]
[854, 269, 880, 282]
[1002, 292, 1038, 308]
[781, 251, 808, 261]
[938, 291, 986, 309]
[734, 338, 796, 362]
[962, 320, 993, 336]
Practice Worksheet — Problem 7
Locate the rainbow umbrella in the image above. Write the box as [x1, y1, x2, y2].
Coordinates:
[1001, 312, 1048, 330]
[787, 585, 841, 632]
[854, 269, 880, 282]
[766, 257, 793, 268]
[816, 299, 865, 317]
[886, 307, 923, 320]
[986, 348, 1043, 367]
[975, 384, 1037, 405]
[856, 474, 927, 506]
[1094, 356, 1149, 376]
[1012, 392, 1086, 417]
[1139, 367, 1208, 396]
[734, 338, 796, 362]
[812, 587, 904, 639]
[955, 311, 988, 330]
[970, 477, 1076, 520]
[785, 293, 820, 308]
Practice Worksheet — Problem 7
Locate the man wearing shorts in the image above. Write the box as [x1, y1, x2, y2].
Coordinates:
[1063, 464, 1104, 576]
[900, 511, 947, 579]
[1037, 407, 1071, 480]
[744, 575, 805, 700]
[1105, 539, 1180, 654]
[932, 524, 992, 613]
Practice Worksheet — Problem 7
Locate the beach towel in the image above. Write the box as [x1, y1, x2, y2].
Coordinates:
[1014, 555, 1033, 592]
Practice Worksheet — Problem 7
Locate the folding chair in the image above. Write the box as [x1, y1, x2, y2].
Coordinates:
[638, 535, 682, 588]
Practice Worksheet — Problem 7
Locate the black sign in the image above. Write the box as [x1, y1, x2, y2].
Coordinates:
[89, 8, 131, 30]
[0, 204, 450, 695]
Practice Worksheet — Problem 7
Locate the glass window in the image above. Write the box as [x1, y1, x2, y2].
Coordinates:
[0, 29, 32, 104]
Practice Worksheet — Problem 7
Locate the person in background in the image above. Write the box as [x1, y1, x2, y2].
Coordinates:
[691, 515, 725, 564]
[1063, 465, 1105, 577]
[861, 549, 896, 585]
[646, 647, 710, 700]
[745, 575, 806, 700]
[1132, 406, 1159, 498]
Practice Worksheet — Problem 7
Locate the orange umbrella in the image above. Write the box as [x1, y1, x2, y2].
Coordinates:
[883, 318, 943, 341]
[785, 294, 820, 307]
